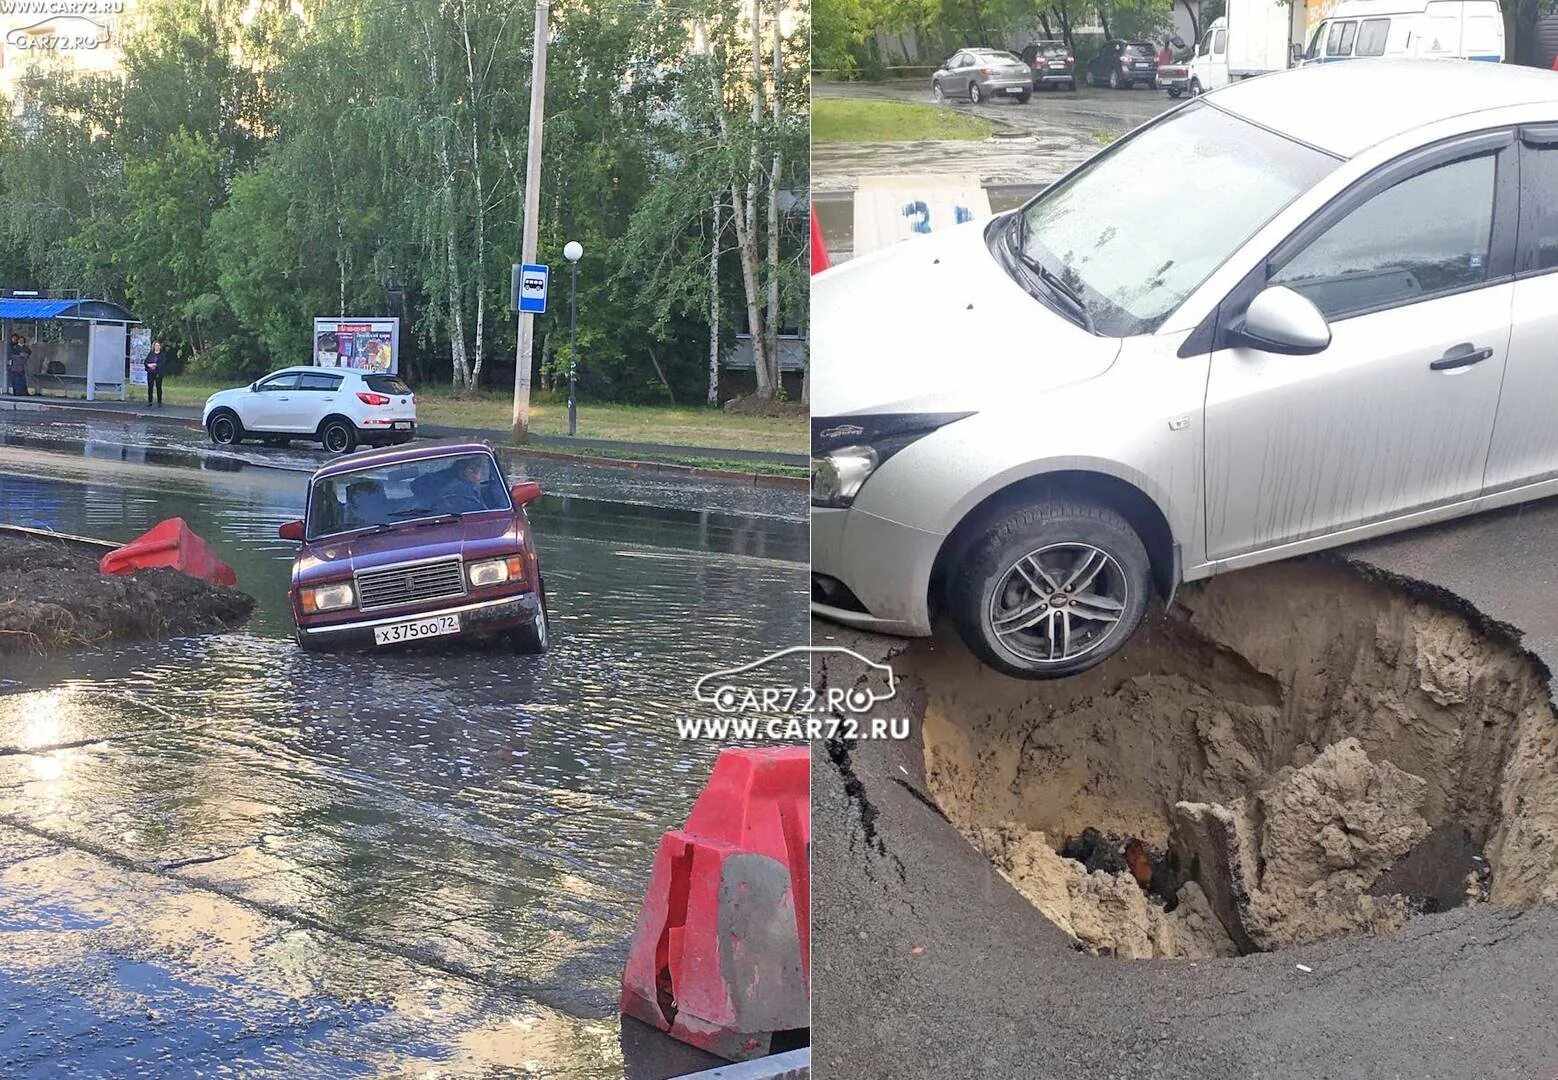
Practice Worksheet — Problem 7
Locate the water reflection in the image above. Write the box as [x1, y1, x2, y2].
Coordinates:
[0, 445, 806, 1074]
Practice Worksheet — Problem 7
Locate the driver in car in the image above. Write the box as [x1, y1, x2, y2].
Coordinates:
[443, 458, 490, 514]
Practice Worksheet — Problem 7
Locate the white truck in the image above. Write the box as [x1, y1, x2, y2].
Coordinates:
[1295, 0, 1505, 65]
[1184, 0, 1293, 95]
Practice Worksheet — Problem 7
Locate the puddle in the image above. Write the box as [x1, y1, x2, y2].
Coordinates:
[915, 560, 1558, 958]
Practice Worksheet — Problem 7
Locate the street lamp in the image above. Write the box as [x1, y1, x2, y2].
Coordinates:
[564, 240, 583, 436]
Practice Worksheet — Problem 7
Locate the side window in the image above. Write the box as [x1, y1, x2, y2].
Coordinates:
[1519, 144, 1558, 273]
[299, 373, 343, 392]
[1213, 28, 1227, 54]
[1304, 24, 1325, 60]
[1356, 18, 1390, 56]
[1198, 30, 1214, 56]
[258, 374, 300, 392]
[1326, 20, 1355, 56]
[1270, 154, 1497, 320]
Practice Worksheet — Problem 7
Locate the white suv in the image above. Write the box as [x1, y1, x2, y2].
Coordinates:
[203, 366, 417, 454]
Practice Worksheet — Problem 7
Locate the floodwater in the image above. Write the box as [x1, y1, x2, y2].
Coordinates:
[0, 435, 808, 1076]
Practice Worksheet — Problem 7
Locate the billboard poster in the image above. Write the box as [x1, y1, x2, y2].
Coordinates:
[128, 327, 151, 386]
[313, 317, 399, 374]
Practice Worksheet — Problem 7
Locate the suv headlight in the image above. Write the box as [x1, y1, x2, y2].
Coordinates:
[468, 555, 525, 587]
[811, 446, 879, 508]
[302, 581, 355, 613]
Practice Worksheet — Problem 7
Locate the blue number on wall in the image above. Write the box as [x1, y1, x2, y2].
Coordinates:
[954, 205, 973, 224]
[902, 200, 931, 234]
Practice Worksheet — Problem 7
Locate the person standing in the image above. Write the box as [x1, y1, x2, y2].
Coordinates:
[7, 333, 30, 397]
[145, 339, 166, 407]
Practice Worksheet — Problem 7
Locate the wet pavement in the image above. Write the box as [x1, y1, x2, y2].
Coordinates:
[0, 427, 808, 1076]
[813, 78, 1174, 193]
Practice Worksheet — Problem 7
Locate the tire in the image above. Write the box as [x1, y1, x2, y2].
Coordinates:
[1015, 91, 1031, 103]
[1190, 77, 1202, 97]
[1168, 87, 1182, 99]
[932, 80, 945, 103]
[969, 81, 982, 104]
[319, 417, 356, 455]
[510, 584, 550, 655]
[1084, 70, 1094, 87]
[295, 628, 324, 653]
[948, 499, 1151, 680]
[1108, 69, 1121, 89]
[207, 410, 243, 446]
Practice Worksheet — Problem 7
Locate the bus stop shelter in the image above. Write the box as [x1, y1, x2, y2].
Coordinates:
[1, 296, 141, 401]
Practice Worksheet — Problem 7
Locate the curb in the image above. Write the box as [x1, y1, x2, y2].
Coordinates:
[672, 1048, 810, 1079]
[0, 397, 807, 491]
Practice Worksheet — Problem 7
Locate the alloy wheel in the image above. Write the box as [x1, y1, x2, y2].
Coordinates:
[211, 416, 236, 444]
[986, 542, 1128, 664]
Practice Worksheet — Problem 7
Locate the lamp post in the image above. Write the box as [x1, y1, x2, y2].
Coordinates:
[564, 240, 583, 436]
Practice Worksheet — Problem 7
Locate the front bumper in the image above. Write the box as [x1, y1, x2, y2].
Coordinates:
[810, 505, 942, 637]
[296, 592, 539, 649]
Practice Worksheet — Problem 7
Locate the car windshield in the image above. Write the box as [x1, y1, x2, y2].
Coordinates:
[1012, 101, 1338, 336]
[306, 452, 509, 539]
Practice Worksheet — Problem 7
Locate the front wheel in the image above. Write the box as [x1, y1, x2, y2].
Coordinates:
[948, 499, 1151, 680]
[320, 418, 356, 455]
[1108, 69, 1120, 89]
[510, 587, 550, 655]
[1189, 78, 1202, 97]
[969, 81, 982, 104]
[1168, 87, 1182, 99]
[207, 411, 243, 446]
[932, 80, 945, 103]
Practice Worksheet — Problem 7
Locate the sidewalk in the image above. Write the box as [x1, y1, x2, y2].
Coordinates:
[0, 393, 807, 468]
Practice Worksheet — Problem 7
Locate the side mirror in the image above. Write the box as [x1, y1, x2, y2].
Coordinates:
[510, 481, 543, 507]
[1234, 285, 1331, 355]
[278, 519, 305, 541]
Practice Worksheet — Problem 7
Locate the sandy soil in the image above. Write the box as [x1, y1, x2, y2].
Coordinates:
[0, 532, 253, 653]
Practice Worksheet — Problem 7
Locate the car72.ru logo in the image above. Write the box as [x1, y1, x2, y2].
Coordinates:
[693, 645, 896, 714]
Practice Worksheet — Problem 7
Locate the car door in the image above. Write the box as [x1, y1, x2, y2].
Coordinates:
[944, 52, 968, 95]
[1483, 127, 1558, 495]
[294, 371, 345, 433]
[1203, 132, 1517, 562]
[246, 372, 302, 430]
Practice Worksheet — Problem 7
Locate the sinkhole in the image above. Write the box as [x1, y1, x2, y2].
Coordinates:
[914, 560, 1558, 959]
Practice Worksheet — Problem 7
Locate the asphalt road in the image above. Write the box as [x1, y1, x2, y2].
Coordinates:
[813, 78, 1175, 192]
[810, 496, 1558, 1078]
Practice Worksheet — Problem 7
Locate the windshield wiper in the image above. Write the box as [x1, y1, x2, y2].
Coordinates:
[1004, 212, 1095, 334]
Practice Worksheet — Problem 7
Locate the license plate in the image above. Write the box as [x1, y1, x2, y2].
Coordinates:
[1049, 61, 1064, 68]
[373, 613, 459, 645]
[393, 421, 412, 430]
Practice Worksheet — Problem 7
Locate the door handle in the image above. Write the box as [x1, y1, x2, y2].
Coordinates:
[1430, 343, 1493, 371]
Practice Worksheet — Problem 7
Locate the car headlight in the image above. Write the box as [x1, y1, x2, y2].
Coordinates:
[810, 412, 975, 509]
[468, 555, 525, 587]
[811, 446, 879, 509]
[301, 581, 355, 613]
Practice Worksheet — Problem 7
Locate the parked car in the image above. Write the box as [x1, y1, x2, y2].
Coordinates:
[1085, 39, 1159, 89]
[203, 365, 416, 454]
[1296, 0, 1503, 66]
[1159, 58, 1193, 97]
[932, 48, 1033, 104]
[1020, 40, 1077, 91]
[812, 60, 1558, 678]
[279, 441, 549, 653]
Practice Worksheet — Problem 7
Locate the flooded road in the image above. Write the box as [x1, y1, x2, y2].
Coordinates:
[0, 437, 808, 1076]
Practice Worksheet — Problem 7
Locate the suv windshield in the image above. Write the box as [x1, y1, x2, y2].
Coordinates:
[1011, 101, 1338, 336]
[1038, 43, 1068, 57]
[1125, 42, 1155, 55]
[306, 452, 508, 539]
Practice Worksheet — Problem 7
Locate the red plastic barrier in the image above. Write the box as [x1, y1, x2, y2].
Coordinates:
[622, 745, 810, 1061]
[810, 204, 830, 274]
[99, 518, 237, 587]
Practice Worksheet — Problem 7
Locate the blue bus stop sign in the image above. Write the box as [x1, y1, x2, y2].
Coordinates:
[517, 263, 549, 314]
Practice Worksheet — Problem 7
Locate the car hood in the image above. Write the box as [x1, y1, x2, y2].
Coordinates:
[810, 218, 1122, 419]
[293, 513, 519, 584]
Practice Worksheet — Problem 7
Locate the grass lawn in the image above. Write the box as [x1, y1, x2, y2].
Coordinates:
[159, 377, 806, 456]
[812, 98, 993, 143]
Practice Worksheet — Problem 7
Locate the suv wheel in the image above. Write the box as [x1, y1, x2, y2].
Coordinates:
[949, 499, 1151, 679]
[207, 410, 243, 446]
[1108, 68, 1121, 89]
[320, 418, 356, 455]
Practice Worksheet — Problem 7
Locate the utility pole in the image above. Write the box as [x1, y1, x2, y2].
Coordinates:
[512, 0, 549, 443]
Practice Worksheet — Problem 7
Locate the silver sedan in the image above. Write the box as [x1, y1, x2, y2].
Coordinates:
[812, 59, 1558, 678]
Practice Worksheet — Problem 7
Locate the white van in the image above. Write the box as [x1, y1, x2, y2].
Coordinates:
[1297, 0, 1504, 65]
